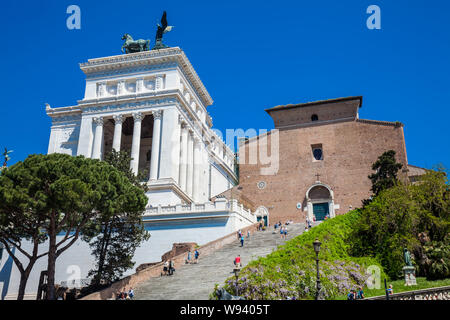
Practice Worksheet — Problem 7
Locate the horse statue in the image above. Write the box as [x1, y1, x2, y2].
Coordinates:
[121, 34, 150, 54]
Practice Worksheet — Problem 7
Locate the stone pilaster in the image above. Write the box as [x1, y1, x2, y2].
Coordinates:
[158, 108, 181, 183]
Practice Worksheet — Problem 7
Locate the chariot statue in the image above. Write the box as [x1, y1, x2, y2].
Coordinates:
[121, 33, 150, 54]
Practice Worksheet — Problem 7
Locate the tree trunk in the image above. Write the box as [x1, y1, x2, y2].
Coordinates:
[17, 270, 31, 300]
[95, 221, 110, 285]
[46, 215, 57, 300]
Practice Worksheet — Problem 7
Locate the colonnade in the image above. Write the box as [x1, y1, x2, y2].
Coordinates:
[91, 109, 204, 201]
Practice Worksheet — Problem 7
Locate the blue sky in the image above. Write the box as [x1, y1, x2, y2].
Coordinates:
[0, 0, 449, 169]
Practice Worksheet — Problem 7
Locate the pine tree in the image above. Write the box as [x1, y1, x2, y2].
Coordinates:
[0, 153, 147, 299]
[82, 150, 150, 287]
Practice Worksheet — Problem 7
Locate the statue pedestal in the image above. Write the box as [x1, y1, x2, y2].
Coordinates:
[403, 266, 417, 286]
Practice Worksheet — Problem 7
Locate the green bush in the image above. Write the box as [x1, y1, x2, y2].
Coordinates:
[351, 170, 450, 280]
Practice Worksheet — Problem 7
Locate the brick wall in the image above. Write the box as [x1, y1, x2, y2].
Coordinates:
[238, 118, 408, 224]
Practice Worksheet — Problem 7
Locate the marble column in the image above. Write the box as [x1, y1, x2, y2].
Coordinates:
[130, 112, 144, 175]
[112, 114, 124, 152]
[186, 129, 194, 197]
[179, 122, 188, 191]
[149, 109, 162, 180]
[91, 117, 104, 159]
[192, 136, 202, 202]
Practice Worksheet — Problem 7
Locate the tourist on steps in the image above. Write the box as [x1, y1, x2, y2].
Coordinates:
[240, 235, 245, 247]
[234, 255, 241, 268]
[168, 260, 175, 275]
[162, 261, 169, 276]
[186, 250, 192, 264]
[194, 249, 200, 263]
[356, 287, 364, 299]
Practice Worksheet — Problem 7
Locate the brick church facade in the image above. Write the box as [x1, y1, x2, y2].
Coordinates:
[235, 96, 423, 225]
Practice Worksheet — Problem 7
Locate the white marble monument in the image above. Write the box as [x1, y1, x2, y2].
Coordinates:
[0, 48, 256, 300]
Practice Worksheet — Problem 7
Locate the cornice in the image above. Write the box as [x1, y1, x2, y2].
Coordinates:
[79, 47, 213, 107]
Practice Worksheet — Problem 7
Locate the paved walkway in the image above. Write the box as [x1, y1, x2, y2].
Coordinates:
[134, 223, 307, 300]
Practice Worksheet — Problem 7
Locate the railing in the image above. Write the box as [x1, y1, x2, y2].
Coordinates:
[366, 285, 450, 300]
[144, 198, 256, 223]
[60, 278, 91, 289]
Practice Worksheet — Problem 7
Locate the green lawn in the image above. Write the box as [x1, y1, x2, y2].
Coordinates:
[335, 277, 450, 300]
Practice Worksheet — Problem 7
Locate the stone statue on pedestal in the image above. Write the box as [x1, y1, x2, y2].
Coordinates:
[403, 248, 417, 286]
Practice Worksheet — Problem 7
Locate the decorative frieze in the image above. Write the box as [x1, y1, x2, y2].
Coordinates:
[82, 97, 177, 114]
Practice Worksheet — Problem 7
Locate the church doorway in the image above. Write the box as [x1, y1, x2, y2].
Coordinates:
[312, 203, 329, 221]
[306, 183, 335, 222]
[255, 206, 269, 227]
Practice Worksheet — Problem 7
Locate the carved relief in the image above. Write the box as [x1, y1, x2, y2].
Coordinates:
[136, 78, 144, 92]
[117, 81, 125, 95]
[106, 83, 117, 95]
[155, 75, 164, 90]
[97, 82, 106, 97]
[144, 78, 155, 90]
[57, 126, 80, 156]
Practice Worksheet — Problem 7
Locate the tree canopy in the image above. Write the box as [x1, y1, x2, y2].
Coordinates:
[82, 150, 150, 288]
[351, 169, 450, 279]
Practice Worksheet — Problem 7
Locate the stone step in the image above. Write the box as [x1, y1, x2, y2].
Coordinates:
[134, 223, 309, 300]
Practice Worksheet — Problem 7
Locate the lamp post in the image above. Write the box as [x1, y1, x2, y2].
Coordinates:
[313, 238, 322, 300]
[233, 266, 241, 296]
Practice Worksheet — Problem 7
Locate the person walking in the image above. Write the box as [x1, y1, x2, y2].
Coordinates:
[128, 287, 134, 299]
[280, 226, 284, 239]
[186, 250, 192, 264]
[240, 235, 245, 247]
[247, 230, 250, 239]
[162, 261, 169, 276]
[347, 290, 355, 300]
[234, 255, 241, 268]
[168, 260, 175, 275]
[387, 284, 393, 295]
[283, 226, 288, 239]
[194, 249, 200, 263]
[356, 287, 364, 300]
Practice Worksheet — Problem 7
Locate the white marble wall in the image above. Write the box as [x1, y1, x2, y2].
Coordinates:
[0, 209, 254, 300]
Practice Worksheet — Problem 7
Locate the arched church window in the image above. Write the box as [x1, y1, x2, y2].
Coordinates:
[313, 148, 323, 161]
[311, 114, 319, 121]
